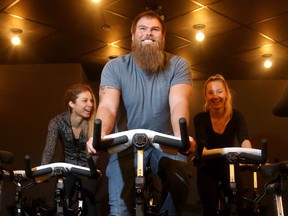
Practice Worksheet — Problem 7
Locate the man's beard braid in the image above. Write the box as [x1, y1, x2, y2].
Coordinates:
[132, 41, 165, 74]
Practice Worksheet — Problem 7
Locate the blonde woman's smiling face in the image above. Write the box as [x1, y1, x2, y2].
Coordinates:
[205, 80, 227, 110]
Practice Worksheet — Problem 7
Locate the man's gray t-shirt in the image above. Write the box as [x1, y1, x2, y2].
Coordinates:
[100, 52, 192, 135]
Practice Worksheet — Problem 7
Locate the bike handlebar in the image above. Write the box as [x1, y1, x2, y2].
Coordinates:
[93, 117, 190, 154]
[228, 139, 268, 164]
[24, 155, 99, 182]
[194, 139, 268, 165]
[227, 139, 268, 164]
[260, 161, 288, 177]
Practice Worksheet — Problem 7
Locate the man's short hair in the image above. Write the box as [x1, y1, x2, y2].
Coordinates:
[131, 10, 166, 35]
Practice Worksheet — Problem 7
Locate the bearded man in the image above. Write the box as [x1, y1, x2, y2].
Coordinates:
[87, 10, 195, 216]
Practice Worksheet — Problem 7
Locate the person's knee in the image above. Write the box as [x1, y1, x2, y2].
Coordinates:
[158, 157, 191, 184]
[157, 157, 193, 213]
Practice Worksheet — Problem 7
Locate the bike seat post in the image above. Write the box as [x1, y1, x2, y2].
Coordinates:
[133, 133, 148, 216]
[226, 153, 237, 194]
[135, 149, 145, 216]
[274, 194, 284, 216]
[253, 168, 259, 196]
[226, 153, 239, 215]
[15, 183, 23, 216]
[274, 173, 286, 216]
[217, 181, 227, 214]
[76, 180, 83, 210]
[229, 163, 236, 190]
[55, 177, 64, 214]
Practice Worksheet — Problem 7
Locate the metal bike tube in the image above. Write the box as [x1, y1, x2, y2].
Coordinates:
[274, 194, 284, 216]
[135, 149, 145, 216]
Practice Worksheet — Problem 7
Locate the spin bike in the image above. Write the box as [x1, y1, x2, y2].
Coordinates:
[195, 140, 268, 215]
[0, 150, 14, 191]
[252, 160, 288, 216]
[92, 117, 190, 216]
[0, 150, 14, 213]
[22, 155, 100, 216]
[0, 151, 42, 216]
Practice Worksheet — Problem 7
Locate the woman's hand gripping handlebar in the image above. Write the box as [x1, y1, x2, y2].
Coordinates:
[87, 117, 193, 155]
[24, 155, 100, 182]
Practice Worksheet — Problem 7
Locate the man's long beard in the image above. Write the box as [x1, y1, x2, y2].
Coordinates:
[132, 40, 165, 74]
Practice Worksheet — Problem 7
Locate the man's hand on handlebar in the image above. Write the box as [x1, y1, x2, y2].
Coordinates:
[179, 136, 195, 156]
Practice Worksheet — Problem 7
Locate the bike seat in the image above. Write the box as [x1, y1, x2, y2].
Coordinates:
[0, 150, 13, 164]
[260, 161, 288, 177]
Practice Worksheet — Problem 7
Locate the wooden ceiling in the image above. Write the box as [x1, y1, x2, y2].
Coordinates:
[1, 0, 288, 80]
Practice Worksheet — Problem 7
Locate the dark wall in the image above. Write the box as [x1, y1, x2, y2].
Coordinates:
[0, 64, 287, 215]
[0, 63, 91, 169]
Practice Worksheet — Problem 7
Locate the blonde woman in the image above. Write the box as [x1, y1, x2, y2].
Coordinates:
[193, 74, 251, 216]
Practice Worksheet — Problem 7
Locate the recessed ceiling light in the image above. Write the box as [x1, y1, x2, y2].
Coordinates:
[10, 28, 23, 46]
[193, 24, 206, 42]
[262, 53, 273, 69]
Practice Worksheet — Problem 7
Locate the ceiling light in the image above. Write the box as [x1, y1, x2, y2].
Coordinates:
[10, 28, 23, 46]
[91, 0, 101, 3]
[102, 24, 111, 31]
[262, 53, 272, 69]
[193, 24, 206, 42]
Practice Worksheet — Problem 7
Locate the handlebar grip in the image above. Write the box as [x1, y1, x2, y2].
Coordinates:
[237, 153, 264, 164]
[24, 155, 32, 178]
[153, 118, 190, 150]
[230, 139, 268, 164]
[31, 167, 53, 178]
[93, 119, 102, 151]
[86, 156, 100, 178]
[70, 167, 91, 177]
[179, 117, 190, 151]
[261, 139, 268, 163]
[153, 135, 182, 148]
[103, 136, 129, 148]
[93, 119, 128, 151]
[25, 155, 53, 178]
[193, 139, 206, 164]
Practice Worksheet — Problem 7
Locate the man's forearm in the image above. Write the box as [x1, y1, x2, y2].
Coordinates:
[171, 104, 190, 137]
[96, 108, 116, 136]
